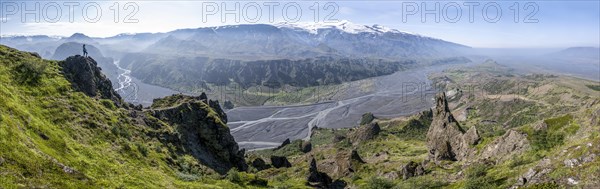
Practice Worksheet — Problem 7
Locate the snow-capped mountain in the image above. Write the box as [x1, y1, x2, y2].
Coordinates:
[274, 20, 410, 35]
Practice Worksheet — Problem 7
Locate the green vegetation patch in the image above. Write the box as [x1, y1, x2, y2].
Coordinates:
[522, 114, 576, 152]
[585, 85, 600, 91]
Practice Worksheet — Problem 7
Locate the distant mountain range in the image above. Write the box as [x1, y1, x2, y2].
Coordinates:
[1, 21, 469, 60]
[550, 47, 600, 60]
[0, 21, 479, 96]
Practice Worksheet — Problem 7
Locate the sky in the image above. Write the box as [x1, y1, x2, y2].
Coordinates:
[0, 0, 599, 48]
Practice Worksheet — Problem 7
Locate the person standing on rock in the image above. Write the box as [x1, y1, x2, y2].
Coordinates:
[82, 44, 88, 57]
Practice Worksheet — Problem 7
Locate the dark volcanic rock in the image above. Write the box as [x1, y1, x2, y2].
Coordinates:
[149, 95, 247, 174]
[60, 55, 122, 107]
[301, 141, 312, 153]
[270, 156, 291, 168]
[199, 92, 207, 101]
[350, 150, 365, 164]
[333, 133, 346, 143]
[426, 92, 467, 162]
[208, 99, 227, 123]
[349, 122, 381, 143]
[329, 180, 347, 189]
[251, 158, 270, 171]
[307, 158, 333, 188]
[275, 138, 291, 150]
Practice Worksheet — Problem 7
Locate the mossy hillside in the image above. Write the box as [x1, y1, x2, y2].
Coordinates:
[0, 45, 244, 188]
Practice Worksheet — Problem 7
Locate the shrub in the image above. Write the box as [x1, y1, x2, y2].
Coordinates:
[111, 126, 131, 139]
[464, 164, 493, 189]
[13, 61, 47, 85]
[100, 99, 117, 110]
[529, 115, 573, 151]
[136, 143, 149, 157]
[226, 169, 242, 184]
[465, 164, 489, 178]
[365, 177, 395, 189]
[395, 119, 428, 140]
[394, 175, 449, 189]
[176, 172, 200, 181]
[531, 130, 564, 151]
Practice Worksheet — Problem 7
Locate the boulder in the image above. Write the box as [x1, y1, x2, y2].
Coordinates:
[481, 130, 530, 162]
[301, 141, 312, 153]
[533, 121, 548, 131]
[333, 150, 365, 177]
[275, 138, 291, 150]
[350, 150, 365, 163]
[251, 158, 270, 171]
[271, 156, 291, 168]
[382, 171, 399, 180]
[463, 126, 481, 146]
[426, 92, 467, 162]
[348, 122, 381, 143]
[333, 133, 346, 143]
[330, 180, 347, 189]
[400, 161, 425, 180]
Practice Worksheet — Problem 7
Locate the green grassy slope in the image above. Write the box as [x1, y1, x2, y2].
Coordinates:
[0, 45, 245, 188]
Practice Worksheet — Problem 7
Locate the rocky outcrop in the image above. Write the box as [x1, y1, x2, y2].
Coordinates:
[480, 130, 530, 162]
[208, 99, 227, 123]
[54, 43, 120, 84]
[426, 92, 468, 162]
[400, 161, 425, 180]
[60, 55, 122, 107]
[513, 158, 554, 187]
[426, 92, 484, 163]
[148, 95, 247, 174]
[270, 156, 291, 168]
[348, 122, 380, 143]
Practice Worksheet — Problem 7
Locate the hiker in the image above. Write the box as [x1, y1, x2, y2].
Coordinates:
[83, 44, 88, 57]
